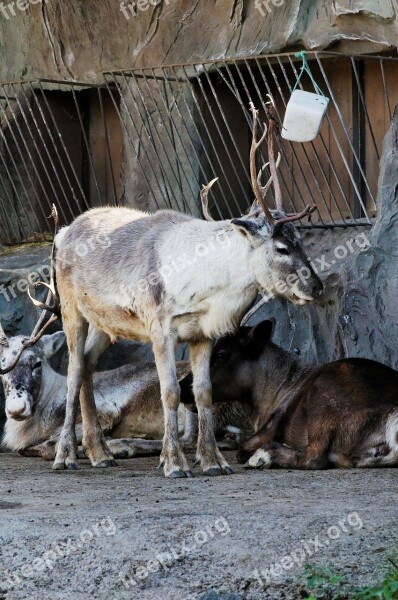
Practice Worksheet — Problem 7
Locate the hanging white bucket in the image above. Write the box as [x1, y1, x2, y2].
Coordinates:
[282, 90, 329, 143]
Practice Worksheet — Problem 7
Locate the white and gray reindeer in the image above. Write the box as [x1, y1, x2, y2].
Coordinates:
[0, 102, 322, 478]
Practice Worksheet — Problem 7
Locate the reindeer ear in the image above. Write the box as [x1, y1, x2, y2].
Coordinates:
[37, 331, 66, 358]
[246, 319, 275, 357]
[230, 218, 260, 239]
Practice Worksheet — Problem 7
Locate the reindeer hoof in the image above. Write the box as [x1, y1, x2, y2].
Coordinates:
[204, 467, 222, 476]
[185, 470, 194, 478]
[244, 449, 272, 469]
[53, 462, 66, 471]
[168, 469, 188, 478]
[223, 466, 234, 475]
[66, 461, 79, 471]
[95, 459, 118, 468]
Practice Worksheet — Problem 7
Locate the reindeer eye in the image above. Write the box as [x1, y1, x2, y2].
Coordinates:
[216, 349, 228, 358]
[276, 247, 290, 256]
[33, 361, 42, 370]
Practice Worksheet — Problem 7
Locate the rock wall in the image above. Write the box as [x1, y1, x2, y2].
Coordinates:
[0, 1, 397, 83]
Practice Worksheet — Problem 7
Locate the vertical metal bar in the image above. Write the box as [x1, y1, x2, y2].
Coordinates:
[192, 64, 250, 209]
[380, 59, 392, 122]
[286, 55, 351, 224]
[70, 85, 104, 206]
[0, 88, 48, 230]
[351, 57, 379, 161]
[18, 83, 76, 220]
[37, 81, 89, 211]
[166, 66, 229, 219]
[315, 53, 373, 220]
[7, 84, 69, 224]
[149, 68, 214, 215]
[97, 87, 119, 206]
[176, 65, 238, 218]
[120, 72, 173, 209]
[351, 59, 366, 218]
[103, 74, 164, 211]
[27, 82, 88, 214]
[135, 69, 199, 212]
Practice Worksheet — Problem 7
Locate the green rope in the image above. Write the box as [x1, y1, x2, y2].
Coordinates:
[292, 51, 326, 97]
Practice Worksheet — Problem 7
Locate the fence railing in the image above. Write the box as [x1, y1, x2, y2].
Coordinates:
[0, 52, 397, 243]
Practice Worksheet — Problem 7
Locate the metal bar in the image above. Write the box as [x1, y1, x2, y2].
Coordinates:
[8, 84, 70, 225]
[27, 82, 88, 215]
[351, 57, 380, 161]
[0, 128, 38, 238]
[19, 83, 76, 220]
[288, 57, 356, 223]
[285, 56, 349, 224]
[70, 85, 104, 206]
[149, 68, 209, 214]
[189, 64, 244, 216]
[201, 65, 253, 204]
[37, 81, 89, 211]
[120, 72, 173, 209]
[177, 64, 237, 219]
[380, 59, 393, 122]
[352, 59, 366, 219]
[0, 165, 20, 242]
[97, 87, 119, 206]
[103, 74, 163, 211]
[315, 53, 373, 220]
[135, 69, 198, 212]
[0, 87, 50, 230]
[162, 66, 227, 220]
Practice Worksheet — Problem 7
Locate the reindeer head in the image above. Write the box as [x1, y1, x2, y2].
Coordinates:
[201, 101, 323, 306]
[0, 329, 66, 421]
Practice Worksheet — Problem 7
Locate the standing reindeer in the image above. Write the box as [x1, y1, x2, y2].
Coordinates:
[22, 102, 322, 478]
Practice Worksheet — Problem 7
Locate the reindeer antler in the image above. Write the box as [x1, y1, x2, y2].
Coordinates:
[0, 314, 58, 374]
[264, 96, 317, 226]
[0, 205, 60, 374]
[200, 177, 218, 222]
[249, 102, 274, 225]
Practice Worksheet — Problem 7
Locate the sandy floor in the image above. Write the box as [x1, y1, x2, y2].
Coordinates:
[0, 452, 397, 600]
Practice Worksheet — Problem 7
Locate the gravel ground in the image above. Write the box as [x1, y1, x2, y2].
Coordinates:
[0, 452, 397, 600]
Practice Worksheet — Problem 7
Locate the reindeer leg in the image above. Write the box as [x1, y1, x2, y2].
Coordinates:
[190, 341, 233, 476]
[179, 407, 199, 446]
[53, 309, 88, 471]
[152, 326, 192, 478]
[105, 438, 164, 458]
[245, 441, 329, 470]
[80, 329, 116, 468]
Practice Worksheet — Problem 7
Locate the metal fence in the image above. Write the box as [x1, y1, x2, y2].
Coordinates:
[0, 52, 397, 244]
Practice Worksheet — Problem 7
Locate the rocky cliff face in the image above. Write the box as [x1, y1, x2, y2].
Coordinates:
[0, 0, 397, 82]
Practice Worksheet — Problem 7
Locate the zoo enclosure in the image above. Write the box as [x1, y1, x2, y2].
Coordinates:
[0, 52, 397, 244]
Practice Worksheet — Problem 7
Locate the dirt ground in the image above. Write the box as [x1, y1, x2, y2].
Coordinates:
[0, 451, 397, 600]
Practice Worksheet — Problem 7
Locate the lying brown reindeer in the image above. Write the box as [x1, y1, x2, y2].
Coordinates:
[207, 319, 398, 469]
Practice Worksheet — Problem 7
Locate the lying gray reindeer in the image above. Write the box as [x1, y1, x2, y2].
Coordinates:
[1, 331, 247, 460]
[206, 319, 398, 469]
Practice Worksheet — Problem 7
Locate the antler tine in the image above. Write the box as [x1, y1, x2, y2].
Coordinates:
[265, 95, 284, 212]
[0, 320, 9, 348]
[0, 314, 58, 375]
[200, 177, 218, 222]
[249, 102, 274, 224]
[257, 153, 281, 200]
[274, 205, 317, 225]
[0, 206, 60, 374]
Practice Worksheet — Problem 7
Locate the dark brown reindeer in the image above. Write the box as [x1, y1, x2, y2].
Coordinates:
[205, 319, 398, 470]
[49, 101, 322, 478]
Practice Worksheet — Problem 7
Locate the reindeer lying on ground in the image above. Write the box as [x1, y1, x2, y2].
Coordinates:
[1, 331, 247, 459]
[1, 103, 322, 477]
[206, 319, 398, 469]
